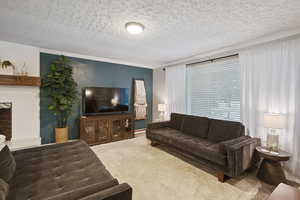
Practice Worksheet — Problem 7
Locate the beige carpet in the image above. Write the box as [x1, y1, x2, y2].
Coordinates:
[92, 134, 274, 200]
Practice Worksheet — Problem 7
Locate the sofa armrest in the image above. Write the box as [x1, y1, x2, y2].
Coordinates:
[147, 121, 171, 129]
[225, 137, 261, 177]
[219, 136, 251, 154]
[78, 183, 132, 200]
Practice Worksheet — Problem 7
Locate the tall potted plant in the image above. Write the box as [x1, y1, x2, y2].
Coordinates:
[43, 55, 78, 143]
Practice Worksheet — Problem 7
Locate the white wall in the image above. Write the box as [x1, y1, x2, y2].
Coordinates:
[0, 41, 40, 149]
[152, 67, 166, 121]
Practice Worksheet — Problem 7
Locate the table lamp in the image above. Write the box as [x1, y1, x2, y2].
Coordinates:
[158, 104, 167, 121]
[264, 113, 285, 152]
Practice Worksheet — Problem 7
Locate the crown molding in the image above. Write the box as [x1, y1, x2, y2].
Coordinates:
[39, 48, 155, 69]
[163, 27, 300, 68]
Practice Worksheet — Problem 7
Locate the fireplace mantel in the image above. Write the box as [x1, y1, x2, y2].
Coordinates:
[0, 75, 41, 87]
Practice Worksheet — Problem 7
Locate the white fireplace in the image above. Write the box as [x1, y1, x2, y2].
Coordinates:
[0, 41, 41, 149]
[0, 87, 41, 149]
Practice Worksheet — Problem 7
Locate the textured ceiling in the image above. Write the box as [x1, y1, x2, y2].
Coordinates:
[1, 0, 300, 67]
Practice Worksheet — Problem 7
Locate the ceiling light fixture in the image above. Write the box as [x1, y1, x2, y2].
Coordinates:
[125, 22, 144, 35]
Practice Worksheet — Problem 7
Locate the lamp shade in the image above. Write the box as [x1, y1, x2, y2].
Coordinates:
[263, 113, 285, 129]
[158, 104, 167, 112]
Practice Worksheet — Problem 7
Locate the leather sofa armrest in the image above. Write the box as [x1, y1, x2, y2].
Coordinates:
[147, 121, 171, 129]
[225, 137, 261, 177]
[78, 183, 132, 200]
[219, 136, 251, 154]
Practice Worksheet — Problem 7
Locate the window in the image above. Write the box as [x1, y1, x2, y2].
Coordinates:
[187, 57, 240, 121]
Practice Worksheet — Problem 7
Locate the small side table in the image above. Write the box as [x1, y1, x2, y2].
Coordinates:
[256, 146, 291, 185]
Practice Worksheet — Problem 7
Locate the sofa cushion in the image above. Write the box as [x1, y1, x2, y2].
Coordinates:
[201, 144, 227, 166]
[169, 113, 185, 130]
[149, 128, 226, 165]
[148, 127, 187, 144]
[149, 127, 214, 146]
[7, 141, 118, 200]
[173, 139, 226, 166]
[182, 115, 209, 138]
[0, 146, 16, 183]
[0, 178, 9, 200]
[207, 119, 244, 142]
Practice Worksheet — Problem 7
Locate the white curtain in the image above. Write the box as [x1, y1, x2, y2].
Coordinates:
[165, 64, 186, 117]
[240, 37, 300, 177]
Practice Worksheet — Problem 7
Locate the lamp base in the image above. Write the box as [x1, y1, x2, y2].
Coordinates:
[267, 133, 279, 152]
[159, 112, 165, 121]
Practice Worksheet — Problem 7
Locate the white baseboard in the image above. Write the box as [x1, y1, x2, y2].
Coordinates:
[5, 137, 41, 150]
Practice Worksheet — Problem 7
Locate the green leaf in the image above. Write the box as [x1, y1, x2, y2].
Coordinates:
[48, 105, 55, 110]
[42, 55, 79, 128]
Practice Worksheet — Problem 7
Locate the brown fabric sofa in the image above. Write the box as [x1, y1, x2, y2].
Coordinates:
[0, 140, 132, 200]
[146, 113, 261, 182]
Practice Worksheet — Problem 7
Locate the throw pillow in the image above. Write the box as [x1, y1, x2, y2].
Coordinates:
[0, 146, 16, 183]
[0, 178, 9, 200]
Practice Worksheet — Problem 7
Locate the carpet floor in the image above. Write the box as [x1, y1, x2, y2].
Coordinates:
[92, 134, 277, 200]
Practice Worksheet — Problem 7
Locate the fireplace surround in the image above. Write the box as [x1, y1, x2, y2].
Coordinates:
[0, 102, 12, 140]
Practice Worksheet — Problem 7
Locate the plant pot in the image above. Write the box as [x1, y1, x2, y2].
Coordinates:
[55, 127, 69, 143]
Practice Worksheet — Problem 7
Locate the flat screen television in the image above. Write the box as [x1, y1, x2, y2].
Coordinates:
[83, 87, 129, 115]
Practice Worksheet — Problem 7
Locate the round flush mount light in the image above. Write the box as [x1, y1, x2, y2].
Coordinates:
[125, 22, 144, 35]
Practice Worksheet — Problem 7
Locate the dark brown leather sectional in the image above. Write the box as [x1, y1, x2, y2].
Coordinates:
[0, 140, 132, 200]
[146, 113, 261, 182]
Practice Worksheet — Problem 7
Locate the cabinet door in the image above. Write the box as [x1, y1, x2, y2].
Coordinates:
[96, 119, 110, 143]
[111, 119, 123, 141]
[82, 120, 97, 144]
[122, 118, 134, 139]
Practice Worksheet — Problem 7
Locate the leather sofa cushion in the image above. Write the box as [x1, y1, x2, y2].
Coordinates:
[0, 146, 16, 183]
[7, 141, 117, 200]
[207, 119, 244, 142]
[0, 178, 9, 200]
[149, 128, 226, 166]
[182, 115, 209, 138]
[169, 113, 185, 130]
[203, 144, 227, 165]
[149, 127, 183, 137]
[149, 128, 215, 146]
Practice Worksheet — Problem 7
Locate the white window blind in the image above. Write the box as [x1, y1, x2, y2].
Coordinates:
[187, 57, 240, 122]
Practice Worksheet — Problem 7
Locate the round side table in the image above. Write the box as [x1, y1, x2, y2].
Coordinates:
[256, 146, 291, 185]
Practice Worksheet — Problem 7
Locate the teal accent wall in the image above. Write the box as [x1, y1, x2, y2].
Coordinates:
[40, 53, 153, 144]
